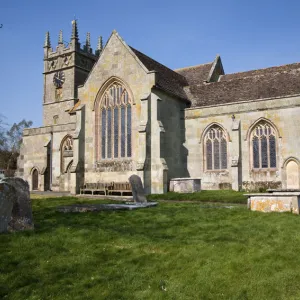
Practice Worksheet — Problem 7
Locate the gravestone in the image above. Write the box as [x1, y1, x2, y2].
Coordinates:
[0, 177, 34, 232]
[0, 183, 14, 232]
[129, 174, 147, 203]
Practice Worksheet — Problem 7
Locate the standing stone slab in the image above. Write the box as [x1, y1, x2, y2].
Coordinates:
[129, 175, 147, 203]
[0, 177, 34, 232]
[0, 183, 14, 232]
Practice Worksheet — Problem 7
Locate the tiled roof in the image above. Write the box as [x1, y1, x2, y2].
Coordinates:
[188, 65, 300, 107]
[175, 63, 213, 85]
[129, 45, 300, 108]
[219, 63, 300, 82]
[130, 47, 189, 100]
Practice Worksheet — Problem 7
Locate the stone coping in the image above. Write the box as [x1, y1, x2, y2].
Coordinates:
[56, 202, 158, 213]
[245, 193, 300, 197]
[170, 178, 201, 181]
[267, 189, 300, 192]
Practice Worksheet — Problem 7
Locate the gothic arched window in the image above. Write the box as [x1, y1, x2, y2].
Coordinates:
[98, 83, 132, 160]
[251, 122, 277, 169]
[63, 136, 73, 151]
[60, 136, 73, 173]
[204, 125, 227, 171]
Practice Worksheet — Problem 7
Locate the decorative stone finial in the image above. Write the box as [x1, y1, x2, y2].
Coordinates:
[58, 30, 63, 45]
[84, 32, 91, 52]
[71, 19, 79, 41]
[95, 36, 103, 56]
[44, 31, 51, 48]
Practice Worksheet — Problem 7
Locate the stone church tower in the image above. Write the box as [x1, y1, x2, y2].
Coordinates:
[18, 20, 300, 193]
[43, 21, 99, 126]
[18, 21, 103, 192]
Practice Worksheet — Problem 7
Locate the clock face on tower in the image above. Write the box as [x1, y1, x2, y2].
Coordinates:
[53, 71, 65, 88]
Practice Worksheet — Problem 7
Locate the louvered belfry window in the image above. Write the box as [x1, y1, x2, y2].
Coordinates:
[205, 125, 227, 171]
[99, 83, 132, 159]
[251, 122, 276, 169]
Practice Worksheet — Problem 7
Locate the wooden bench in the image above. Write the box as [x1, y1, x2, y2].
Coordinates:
[107, 182, 132, 196]
[80, 182, 110, 195]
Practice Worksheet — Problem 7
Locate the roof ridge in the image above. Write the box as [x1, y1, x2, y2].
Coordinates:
[224, 62, 300, 78]
[175, 62, 213, 71]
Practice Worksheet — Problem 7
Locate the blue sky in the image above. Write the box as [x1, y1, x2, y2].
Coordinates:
[1, 0, 300, 127]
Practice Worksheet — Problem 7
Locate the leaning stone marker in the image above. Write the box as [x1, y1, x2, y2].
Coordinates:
[57, 175, 158, 213]
[0, 177, 34, 232]
[129, 174, 147, 203]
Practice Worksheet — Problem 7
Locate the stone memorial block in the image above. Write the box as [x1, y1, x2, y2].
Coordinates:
[0, 177, 34, 232]
[169, 178, 201, 193]
[129, 175, 147, 203]
[245, 189, 300, 214]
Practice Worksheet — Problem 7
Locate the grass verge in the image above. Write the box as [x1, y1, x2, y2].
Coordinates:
[147, 190, 247, 204]
[1, 196, 300, 299]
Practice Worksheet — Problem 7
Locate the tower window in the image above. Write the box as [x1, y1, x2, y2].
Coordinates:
[53, 115, 59, 124]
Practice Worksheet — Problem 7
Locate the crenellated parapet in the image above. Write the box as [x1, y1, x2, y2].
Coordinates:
[43, 20, 103, 74]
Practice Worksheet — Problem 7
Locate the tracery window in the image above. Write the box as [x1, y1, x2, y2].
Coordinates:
[251, 122, 277, 169]
[98, 83, 132, 160]
[204, 125, 227, 171]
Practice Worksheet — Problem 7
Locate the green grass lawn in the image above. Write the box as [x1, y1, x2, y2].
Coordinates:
[147, 190, 247, 204]
[2, 196, 300, 299]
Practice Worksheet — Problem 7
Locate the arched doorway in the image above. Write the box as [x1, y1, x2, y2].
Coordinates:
[32, 169, 39, 190]
[286, 160, 300, 189]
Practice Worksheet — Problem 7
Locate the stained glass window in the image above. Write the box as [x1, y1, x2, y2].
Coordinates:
[127, 105, 132, 157]
[204, 126, 227, 171]
[114, 107, 119, 158]
[221, 138, 227, 169]
[253, 136, 259, 168]
[261, 136, 268, 168]
[214, 140, 220, 169]
[107, 108, 112, 158]
[121, 106, 126, 157]
[98, 82, 132, 160]
[269, 135, 276, 168]
[251, 122, 277, 169]
[206, 140, 212, 170]
[101, 109, 106, 159]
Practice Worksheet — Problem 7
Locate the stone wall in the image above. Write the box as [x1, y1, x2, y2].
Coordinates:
[21, 123, 76, 191]
[184, 95, 300, 190]
[77, 31, 155, 191]
[43, 100, 77, 126]
[22, 133, 51, 191]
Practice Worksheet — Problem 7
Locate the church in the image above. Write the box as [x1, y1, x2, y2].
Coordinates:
[17, 20, 300, 194]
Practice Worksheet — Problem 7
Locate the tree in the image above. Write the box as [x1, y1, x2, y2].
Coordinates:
[6, 119, 32, 153]
[0, 114, 7, 151]
[0, 118, 32, 173]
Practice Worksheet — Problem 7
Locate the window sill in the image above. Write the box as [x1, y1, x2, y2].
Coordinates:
[96, 158, 132, 163]
[251, 168, 278, 172]
[204, 169, 228, 173]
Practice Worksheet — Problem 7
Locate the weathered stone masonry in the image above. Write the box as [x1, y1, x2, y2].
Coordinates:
[17, 20, 300, 193]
